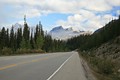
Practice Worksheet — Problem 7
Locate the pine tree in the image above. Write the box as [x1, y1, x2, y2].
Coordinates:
[36, 35, 44, 49]
[23, 23, 30, 42]
[9, 26, 15, 49]
[14, 32, 17, 51]
[39, 21, 44, 36]
[34, 24, 39, 43]
[16, 28, 22, 48]
[20, 38, 26, 49]
[5, 29, 9, 48]
[34, 22, 44, 49]
[30, 31, 35, 49]
[21, 15, 30, 49]
[42, 35, 52, 52]
[0, 27, 6, 49]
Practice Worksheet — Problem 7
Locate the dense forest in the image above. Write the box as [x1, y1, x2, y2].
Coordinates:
[0, 17, 68, 55]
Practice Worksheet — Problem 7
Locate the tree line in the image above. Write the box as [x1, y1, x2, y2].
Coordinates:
[1, 15, 119, 55]
[0, 19, 68, 55]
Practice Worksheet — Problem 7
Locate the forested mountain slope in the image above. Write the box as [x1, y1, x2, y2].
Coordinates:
[78, 16, 120, 80]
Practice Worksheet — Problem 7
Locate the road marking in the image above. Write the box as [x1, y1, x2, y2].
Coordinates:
[0, 64, 17, 70]
[47, 53, 74, 80]
[0, 53, 67, 71]
[0, 57, 48, 71]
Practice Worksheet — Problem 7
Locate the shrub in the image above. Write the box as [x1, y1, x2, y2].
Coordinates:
[97, 59, 114, 75]
[1, 47, 13, 55]
[16, 49, 45, 54]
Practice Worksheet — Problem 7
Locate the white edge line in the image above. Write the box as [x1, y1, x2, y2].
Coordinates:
[46, 53, 74, 80]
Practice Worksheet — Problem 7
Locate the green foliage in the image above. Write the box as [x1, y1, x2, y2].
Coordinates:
[16, 49, 44, 54]
[97, 60, 114, 75]
[20, 38, 26, 49]
[1, 47, 13, 55]
[80, 50, 116, 74]
[42, 35, 53, 52]
[0, 27, 7, 48]
[16, 28, 22, 48]
[20, 38, 31, 49]
[30, 33, 35, 49]
[36, 35, 44, 49]
[9, 27, 14, 48]
[23, 23, 30, 41]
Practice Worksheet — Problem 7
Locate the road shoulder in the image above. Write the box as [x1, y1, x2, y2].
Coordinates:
[79, 53, 97, 80]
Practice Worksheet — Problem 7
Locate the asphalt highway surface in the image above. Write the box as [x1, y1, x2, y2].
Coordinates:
[0, 52, 88, 80]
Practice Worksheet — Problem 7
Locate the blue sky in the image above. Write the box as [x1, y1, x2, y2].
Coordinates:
[38, 13, 71, 31]
[0, 0, 120, 31]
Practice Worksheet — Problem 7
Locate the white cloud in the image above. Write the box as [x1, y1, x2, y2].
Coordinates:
[1, 0, 119, 17]
[117, 10, 120, 15]
[0, 0, 120, 31]
[106, 0, 120, 6]
[79, 0, 112, 11]
[57, 10, 118, 31]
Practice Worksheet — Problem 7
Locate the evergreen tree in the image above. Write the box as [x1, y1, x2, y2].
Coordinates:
[0, 27, 6, 49]
[9, 26, 15, 49]
[42, 35, 52, 52]
[16, 28, 22, 49]
[36, 35, 44, 49]
[14, 32, 17, 51]
[23, 23, 30, 41]
[34, 24, 39, 43]
[39, 21, 44, 36]
[5, 29, 9, 48]
[34, 22, 44, 49]
[30, 31, 35, 49]
[21, 15, 30, 49]
[20, 38, 26, 49]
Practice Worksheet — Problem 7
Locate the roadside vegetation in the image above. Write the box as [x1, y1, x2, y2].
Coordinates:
[80, 48, 120, 80]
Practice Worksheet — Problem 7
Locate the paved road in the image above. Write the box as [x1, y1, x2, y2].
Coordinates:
[0, 52, 88, 80]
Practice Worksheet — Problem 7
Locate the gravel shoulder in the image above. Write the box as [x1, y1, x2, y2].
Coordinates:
[79, 55, 97, 80]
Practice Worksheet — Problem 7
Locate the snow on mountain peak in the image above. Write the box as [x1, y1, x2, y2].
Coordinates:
[13, 23, 23, 28]
[50, 26, 64, 32]
[49, 26, 92, 40]
[65, 27, 73, 31]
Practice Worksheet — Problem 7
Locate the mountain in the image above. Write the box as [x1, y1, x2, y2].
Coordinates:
[12, 23, 36, 34]
[49, 26, 92, 40]
[50, 26, 64, 32]
[12, 23, 24, 31]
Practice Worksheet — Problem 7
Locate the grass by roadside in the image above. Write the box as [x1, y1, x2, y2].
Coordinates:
[78, 52, 97, 80]
[78, 50, 120, 80]
[0, 47, 45, 56]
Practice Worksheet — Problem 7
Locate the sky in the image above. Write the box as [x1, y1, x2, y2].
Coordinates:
[0, 0, 120, 32]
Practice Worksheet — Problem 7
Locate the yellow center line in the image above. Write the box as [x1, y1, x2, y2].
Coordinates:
[31, 59, 39, 62]
[0, 57, 49, 71]
[0, 54, 63, 71]
[0, 64, 17, 70]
